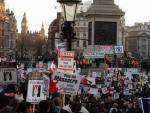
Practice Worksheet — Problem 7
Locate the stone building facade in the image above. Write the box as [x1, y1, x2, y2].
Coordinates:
[125, 22, 150, 60]
[0, 0, 17, 59]
[48, 12, 62, 50]
[73, 1, 92, 51]
[48, 1, 92, 51]
[16, 13, 47, 63]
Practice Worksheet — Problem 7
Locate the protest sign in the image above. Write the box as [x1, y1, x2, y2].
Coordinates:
[88, 88, 99, 95]
[50, 71, 81, 95]
[43, 75, 50, 96]
[102, 87, 108, 94]
[113, 92, 119, 100]
[123, 68, 141, 75]
[56, 42, 67, 51]
[58, 51, 74, 74]
[27, 80, 46, 103]
[0, 68, 17, 85]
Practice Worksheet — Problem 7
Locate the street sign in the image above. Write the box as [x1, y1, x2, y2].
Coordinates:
[114, 46, 124, 53]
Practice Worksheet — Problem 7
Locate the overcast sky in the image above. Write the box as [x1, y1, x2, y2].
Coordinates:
[5, 0, 150, 34]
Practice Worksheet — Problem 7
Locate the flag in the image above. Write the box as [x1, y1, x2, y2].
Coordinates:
[48, 62, 56, 74]
[81, 77, 92, 85]
[141, 98, 150, 113]
[49, 80, 58, 92]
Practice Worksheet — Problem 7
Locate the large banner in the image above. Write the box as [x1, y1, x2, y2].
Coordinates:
[0, 68, 17, 85]
[83, 45, 114, 58]
[27, 80, 46, 103]
[50, 72, 81, 95]
[58, 51, 75, 74]
[83, 50, 104, 58]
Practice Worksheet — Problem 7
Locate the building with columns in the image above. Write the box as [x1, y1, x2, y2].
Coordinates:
[48, 0, 125, 53]
[48, 1, 92, 51]
[73, 1, 92, 51]
[0, 0, 17, 59]
[125, 22, 150, 60]
[48, 12, 63, 50]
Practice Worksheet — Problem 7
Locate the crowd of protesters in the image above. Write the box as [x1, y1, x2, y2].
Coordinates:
[0, 51, 150, 113]
[0, 81, 150, 113]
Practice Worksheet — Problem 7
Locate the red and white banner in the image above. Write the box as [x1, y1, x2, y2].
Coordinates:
[58, 51, 74, 74]
[49, 71, 81, 95]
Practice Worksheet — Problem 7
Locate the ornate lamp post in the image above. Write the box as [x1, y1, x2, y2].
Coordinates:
[57, 0, 81, 51]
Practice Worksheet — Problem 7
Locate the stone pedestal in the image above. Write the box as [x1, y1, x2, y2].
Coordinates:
[85, 0, 124, 46]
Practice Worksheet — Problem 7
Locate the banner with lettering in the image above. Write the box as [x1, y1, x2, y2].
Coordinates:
[58, 51, 75, 74]
[0, 68, 17, 85]
[49, 71, 81, 95]
[27, 80, 46, 103]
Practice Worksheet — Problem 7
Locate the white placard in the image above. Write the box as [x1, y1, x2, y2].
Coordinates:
[0, 68, 17, 85]
[114, 46, 124, 53]
[27, 80, 46, 103]
[88, 88, 99, 95]
[102, 87, 108, 94]
[51, 72, 81, 95]
[58, 51, 75, 74]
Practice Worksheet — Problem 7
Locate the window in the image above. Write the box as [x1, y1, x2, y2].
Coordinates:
[83, 22, 86, 26]
[83, 33, 86, 37]
[88, 22, 92, 45]
[77, 40, 79, 47]
[83, 40, 86, 47]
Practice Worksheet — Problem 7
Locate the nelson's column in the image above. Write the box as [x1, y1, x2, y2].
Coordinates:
[85, 0, 125, 46]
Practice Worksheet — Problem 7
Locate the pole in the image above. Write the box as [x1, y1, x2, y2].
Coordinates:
[67, 21, 73, 51]
[62, 94, 65, 107]
[33, 104, 35, 113]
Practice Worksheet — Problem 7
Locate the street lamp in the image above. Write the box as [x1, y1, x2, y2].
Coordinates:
[57, 0, 81, 51]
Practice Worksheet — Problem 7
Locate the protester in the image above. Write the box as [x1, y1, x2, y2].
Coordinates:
[37, 100, 50, 113]
[50, 97, 62, 113]
[108, 103, 118, 113]
[62, 100, 89, 113]
[0, 98, 18, 113]
[17, 101, 32, 113]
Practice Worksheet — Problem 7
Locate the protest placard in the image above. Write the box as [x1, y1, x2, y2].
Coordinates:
[58, 51, 75, 74]
[0, 68, 17, 85]
[49, 71, 81, 95]
[27, 80, 46, 103]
